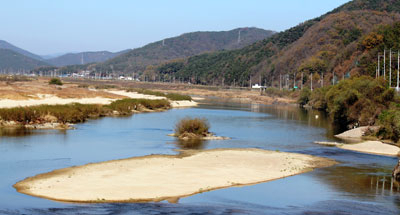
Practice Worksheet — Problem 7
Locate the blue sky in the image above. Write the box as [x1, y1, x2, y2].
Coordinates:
[0, 0, 351, 55]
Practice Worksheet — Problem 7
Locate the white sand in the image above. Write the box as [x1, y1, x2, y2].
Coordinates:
[106, 90, 166, 100]
[0, 94, 115, 108]
[170, 100, 198, 108]
[0, 91, 197, 109]
[14, 148, 335, 203]
[107, 90, 198, 108]
[334, 126, 379, 141]
[339, 141, 400, 157]
[314, 141, 343, 147]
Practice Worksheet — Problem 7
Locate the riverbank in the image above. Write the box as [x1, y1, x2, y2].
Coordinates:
[14, 148, 336, 203]
[0, 80, 197, 129]
[316, 126, 400, 157]
[0, 99, 171, 129]
[66, 79, 296, 105]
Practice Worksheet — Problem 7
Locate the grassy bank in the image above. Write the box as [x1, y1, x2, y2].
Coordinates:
[298, 76, 400, 143]
[0, 99, 170, 127]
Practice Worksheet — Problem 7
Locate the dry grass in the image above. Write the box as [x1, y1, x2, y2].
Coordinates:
[0, 78, 125, 100]
[175, 117, 210, 137]
[0, 99, 171, 125]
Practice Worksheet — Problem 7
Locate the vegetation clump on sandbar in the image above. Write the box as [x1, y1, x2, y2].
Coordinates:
[175, 117, 210, 139]
[0, 98, 170, 129]
[171, 117, 228, 140]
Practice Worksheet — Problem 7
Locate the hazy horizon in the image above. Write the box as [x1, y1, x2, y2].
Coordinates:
[1, 0, 350, 55]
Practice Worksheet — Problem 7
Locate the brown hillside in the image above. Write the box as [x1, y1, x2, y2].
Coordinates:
[267, 10, 400, 86]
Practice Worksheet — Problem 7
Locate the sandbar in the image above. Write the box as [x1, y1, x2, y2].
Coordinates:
[0, 94, 115, 108]
[107, 90, 198, 108]
[14, 148, 335, 203]
[339, 141, 400, 157]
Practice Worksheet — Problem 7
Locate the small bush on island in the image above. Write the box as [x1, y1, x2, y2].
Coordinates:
[49, 78, 63, 86]
[175, 117, 210, 138]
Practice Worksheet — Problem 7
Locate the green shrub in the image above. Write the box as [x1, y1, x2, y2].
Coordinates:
[165, 93, 192, 101]
[49, 78, 63, 85]
[264, 88, 292, 97]
[298, 88, 311, 106]
[304, 76, 396, 127]
[175, 117, 210, 136]
[377, 104, 400, 143]
[105, 98, 170, 114]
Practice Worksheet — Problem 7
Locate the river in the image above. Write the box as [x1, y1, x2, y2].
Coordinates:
[0, 100, 399, 214]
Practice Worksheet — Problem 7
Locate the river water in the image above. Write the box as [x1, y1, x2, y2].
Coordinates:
[0, 100, 399, 214]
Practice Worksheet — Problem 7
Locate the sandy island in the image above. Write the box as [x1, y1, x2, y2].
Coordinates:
[14, 148, 335, 203]
[315, 126, 400, 157]
[0, 90, 197, 109]
[106, 90, 198, 108]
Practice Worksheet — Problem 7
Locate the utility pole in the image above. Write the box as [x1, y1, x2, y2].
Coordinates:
[293, 73, 296, 89]
[311, 73, 313, 91]
[321, 73, 324, 88]
[390, 49, 392, 87]
[378, 54, 380, 78]
[238, 30, 241, 44]
[384, 49, 386, 80]
[279, 74, 282, 90]
[301, 72, 303, 89]
[396, 51, 400, 91]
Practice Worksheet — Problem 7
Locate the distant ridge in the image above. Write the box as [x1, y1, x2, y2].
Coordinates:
[152, 0, 400, 86]
[0, 49, 48, 71]
[88, 27, 275, 74]
[0, 40, 43, 61]
[45, 49, 130, 67]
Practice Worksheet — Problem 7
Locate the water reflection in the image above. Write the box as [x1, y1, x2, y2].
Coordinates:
[257, 105, 346, 138]
[170, 139, 208, 150]
[315, 165, 400, 198]
[200, 99, 346, 138]
[0, 127, 33, 137]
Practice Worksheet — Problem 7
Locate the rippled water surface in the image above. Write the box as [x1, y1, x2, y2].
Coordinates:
[0, 100, 399, 214]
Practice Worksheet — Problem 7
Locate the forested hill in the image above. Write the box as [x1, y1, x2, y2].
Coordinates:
[89, 27, 275, 74]
[154, 0, 400, 87]
[45, 50, 130, 67]
[0, 49, 49, 71]
[0, 40, 43, 61]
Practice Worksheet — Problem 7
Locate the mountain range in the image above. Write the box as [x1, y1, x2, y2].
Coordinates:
[0, 27, 274, 73]
[86, 27, 275, 74]
[3, 0, 399, 86]
[0, 40, 130, 71]
[151, 0, 400, 86]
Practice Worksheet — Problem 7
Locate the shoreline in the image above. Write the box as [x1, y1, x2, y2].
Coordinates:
[14, 148, 336, 203]
[316, 126, 400, 157]
[0, 90, 197, 130]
